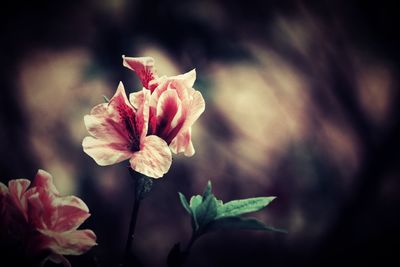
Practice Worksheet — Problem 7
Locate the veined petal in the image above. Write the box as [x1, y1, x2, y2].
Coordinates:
[110, 81, 133, 108]
[134, 88, 151, 142]
[8, 179, 31, 217]
[82, 136, 132, 166]
[170, 128, 195, 156]
[28, 189, 90, 232]
[156, 89, 185, 143]
[122, 56, 158, 91]
[84, 83, 136, 146]
[179, 90, 205, 134]
[130, 135, 172, 178]
[50, 195, 90, 231]
[149, 70, 196, 107]
[53, 195, 89, 213]
[32, 169, 59, 194]
[0, 182, 8, 195]
[8, 179, 30, 200]
[149, 76, 169, 108]
[39, 229, 97, 256]
[0, 182, 9, 223]
[168, 69, 196, 89]
[168, 90, 204, 156]
[129, 90, 145, 109]
[27, 190, 47, 229]
[84, 112, 129, 145]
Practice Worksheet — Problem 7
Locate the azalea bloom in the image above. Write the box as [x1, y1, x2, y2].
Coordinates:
[122, 55, 205, 157]
[82, 82, 172, 178]
[0, 170, 96, 266]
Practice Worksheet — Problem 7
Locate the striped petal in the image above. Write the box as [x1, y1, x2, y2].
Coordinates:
[122, 56, 159, 91]
[8, 179, 31, 218]
[82, 136, 132, 166]
[39, 229, 97, 256]
[170, 128, 195, 156]
[130, 135, 172, 178]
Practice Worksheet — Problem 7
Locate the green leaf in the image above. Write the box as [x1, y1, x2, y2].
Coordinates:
[194, 195, 218, 231]
[205, 216, 287, 233]
[202, 180, 212, 199]
[103, 95, 110, 103]
[189, 195, 203, 210]
[189, 195, 203, 231]
[216, 197, 276, 218]
[178, 192, 191, 214]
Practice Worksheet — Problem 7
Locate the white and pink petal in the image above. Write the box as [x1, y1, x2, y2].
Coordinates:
[129, 135, 172, 179]
[32, 169, 59, 195]
[50, 195, 90, 232]
[156, 89, 184, 141]
[122, 56, 158, 91]
[82, 136, 132, 166]
[8, 179, 31, 217]
[135, 88, 151, 142]
[0, 182, 8, 195]
[39, 228, 97, 256]
[170, 128, 195, 157]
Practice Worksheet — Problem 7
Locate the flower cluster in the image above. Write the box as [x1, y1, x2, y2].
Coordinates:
[0, 170, 96, 266]
[83, 56, 205, 178]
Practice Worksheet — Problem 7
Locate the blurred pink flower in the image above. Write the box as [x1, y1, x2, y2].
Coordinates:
[0, 170, 96, 266]
[123, 56, 205, 156]
[83, 82, 172, 178]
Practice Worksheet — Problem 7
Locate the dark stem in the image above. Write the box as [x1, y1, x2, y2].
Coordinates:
[123, 190, 142, 265]
[167, 232, 199, 267]
[122, 170, 153, 267]
[184, 232, 198, 254]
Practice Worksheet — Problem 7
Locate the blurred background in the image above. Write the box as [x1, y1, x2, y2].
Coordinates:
[1, 0, 399, 266]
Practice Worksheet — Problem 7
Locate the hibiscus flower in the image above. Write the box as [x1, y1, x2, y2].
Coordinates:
[0, 170, 96, 267]
[123, 56, 205, 157]
[82, 82, 172, 178]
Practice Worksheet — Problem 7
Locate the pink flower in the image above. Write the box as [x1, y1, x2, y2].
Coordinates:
[82, 82, 172, 178]
[122, 56, 205, 157]
[0, 170, 96, 266]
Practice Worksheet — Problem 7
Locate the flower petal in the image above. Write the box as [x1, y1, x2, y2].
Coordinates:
[130, 135, 172, 178]
[135, 88, 151, 142]
[129, 90, 145, 109]
[110, 81, 133, 108]
[149, 76, 169, 108]
[0, 182, 8, 195]
[82, 136, 132, 166]
[156, 89, 186, 143]
[32, 169, 59, 194]
[28, 191, 90, 232]
[168, 69, 196, 89]
[39, 229, 97, 256]
[8, 179, 30, 200]
[50, 195, 90, 231]
[84, 109, 129, 145]
[179, 90, 205, 135]
[27, 190, 50, 229]
[170, 128, 195, 156]
[185, 90, 206, 127]
[0, 182, 10, 226]
[122, 56, 158, 91]
[8, 179, 31, 217]
[84, 83, 135, 145]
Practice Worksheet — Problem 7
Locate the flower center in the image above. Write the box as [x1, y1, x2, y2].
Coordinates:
[117, 103, 140, 152]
